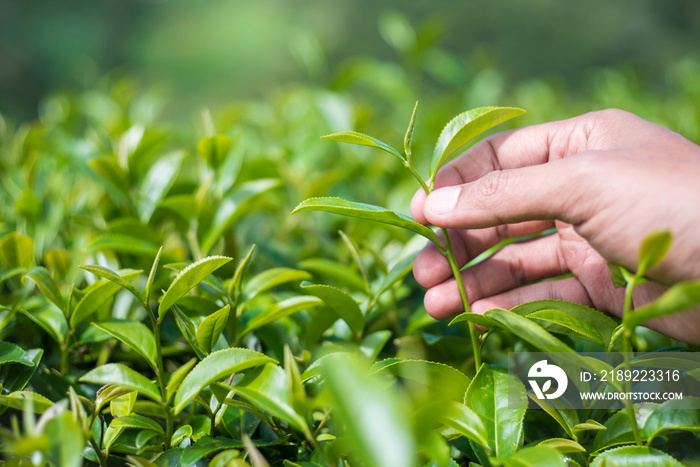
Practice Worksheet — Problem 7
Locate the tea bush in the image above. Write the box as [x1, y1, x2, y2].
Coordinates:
[2, 31, 700, 466]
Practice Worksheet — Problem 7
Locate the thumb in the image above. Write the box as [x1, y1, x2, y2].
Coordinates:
[423, 156, 598, 229]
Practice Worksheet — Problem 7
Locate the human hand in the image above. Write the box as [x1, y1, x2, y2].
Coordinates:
[410, 109, 700, 344]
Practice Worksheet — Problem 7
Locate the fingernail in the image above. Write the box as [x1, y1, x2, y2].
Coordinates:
[428, 186, 461, 214]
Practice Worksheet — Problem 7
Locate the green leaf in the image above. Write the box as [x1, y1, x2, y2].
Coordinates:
[292, 197, 440, 245]
[465, 364, 526, 458]
[338, 230, 369, 293]
[171, 424, 193, 446]
[321, 131, 404, 162]
[623, 279, 700, 329]
[511, 300, 618, 348]
[321, 353, 416, 467]
[173, 347, 276, 414]
[137, 150, 185, 223]
[301, 282, 365, 335]
[0, 390, 54, 413]
[371, 358, 471, 401]
[95, 385, 135, 414]
[80, 363, 161, 402]
[572, 419, 606, 434]
[0, 232, 34, 269]
[637, 230, 672, 277]
[88, 234, 161, 256]
[196, 305, 230, 354]
[244, 267, 312, 300]
[643, 397, 700, 443]
[80, 264, 145, 304]
[200, 179, 281, 254]
[20, 305, 67, 346]
[449, 311, 500, 329]
[198, 134, 232, 168]
[490, 445, 564, 467]
[159, 256, 232, 321]
[88, 156, 129, 194]
[240, 296, 323, 335]
[92, 319, 158, 371]
[173, 305, 206, 359]
[608, 262, 633, 289]
[299, 258, 366, 292]
[0, 348, 43, 393]
[593, 404, 656, 451]
[145, 246, 163, 305]
[71, 269, 142, 327]
[23, 266, 65, 311]
[430, 107, 525, 182]
[232, 363, 306, 432]
[537, 438, 586, 454]
[590, 446, 684, 467]
[43, 411, 85, 467]
[166, 358, 197, 403]
[526, 309, 606, 345]
[230, 244, 256, 295]
[111, 413, 165, 435]
[527, 393, 579, 441]
[404, 101, 418, 157]
[437, 401, 490, 449]
[484, 308, 574, 353]
[0, 341, 35, 366]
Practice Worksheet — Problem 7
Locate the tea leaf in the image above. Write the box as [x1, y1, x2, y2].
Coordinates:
[166, 358, 197, 403]
[23, 266, 65, 311]
[465, 364, 526, 458]
[80, 363, 162, 402]
[526, 309, 606, 345]
[196, 305, 230, 354]
[230, 244, 256, 295]
[159, 256, 232, 321]
[590, 446, 683, 467]
[299, 258, 365, 292]
[593, 405, 656, 451]
[0, 340, 41, 366]
[174, 348, 276, 414]
[110, 413, 165, 435]
[490, 446, 563, 467]
[92, 319, 158, 371]
[643, 397, 700, 444]
[173, 305, 206, 359]
[88, 234, 161, 256]
[322, 131, 405, 162]
[292, 197, 440, 244]
[0, 390, 54, 413]
[449, 311, 500, 329]
[371, 358, 470, 402]
[0, 348, 43, 393]
[171, 424, 193, 446]
[240, 296, 323, 335]
[0, 232, 34, 269]
[438, 401, 490, 450]
[198, 134, 232, 168]
[430, 106, 525, 184]
[301, 282, 364, 335]
[637, 230, 672, 277]
[528, 393, 579, 441]
[138, 150, 185, 223]
[145, 246, 163, 304]
[43, 411, 85, 467]
[404, 101, 418, 158]
[71, 270, 142, 327]
[623, 279, 700, 329]
[80, 264, 145, 304]
[244, 267, 312, 300]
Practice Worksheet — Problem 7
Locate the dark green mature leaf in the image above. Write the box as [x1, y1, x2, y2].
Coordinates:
[80, 363, 161, 402]
[200, 179, 281, 254]
[371, 358, 470, 401]
[137, 150, 185, 223]
[198, 134, 232, 168]
[321, 353, 416, 467]
[71, 270, 142, 327]
[429, 107, 525, 181]
[244, 267, 312, 300]
[0, 348, 42, 393]
[159, 256, 232, 321]
[609, 262, 633, 288]
[232, 363, 306, 432]
[0, 390, 54, 413]
[292, 197, 440, 244]
[643, 397, 700, 443]
[593, 404, 656, 451]
[301, 282, 364, 335]
[465, 364, 526, 458]
[110, 413, 165, 435]
[322, 131, 405, 162]
[590, 446, 684, 467]
[623, 279, 700, 329]
[174, 348, 276, 414]
[490, 445, 564, 467]
[92, 319, 158, 371]
[0, 232, 34, 269]
[527, 393, 579, 441]
[23, 267, 65, 311]
[20, 305, 66, 346]
[196, 305, 230, 354]
[637, 230, 672, 277]
[80, 264, 145, 304]
[0, 341, 36, 366]
[526, 309, 605, 345]
[240, 296, 323, 335]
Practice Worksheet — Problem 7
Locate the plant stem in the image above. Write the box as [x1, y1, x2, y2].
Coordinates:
[404, 162, 430, 194]
[152, 318, 174, 450]
[441, 227, 481, 371]
[621, 277, 643, 446]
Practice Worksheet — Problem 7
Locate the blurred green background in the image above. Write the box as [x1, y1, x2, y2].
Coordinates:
[3, 0, 700, 124]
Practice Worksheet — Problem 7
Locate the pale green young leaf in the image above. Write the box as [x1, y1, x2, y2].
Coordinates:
[435, 401, 490, 450]
[171, 424, 193, 446]
[43, 411, 85, 467]
[110, 413, 165, 435]
[322, 131, 404, 162]
[292, 197, 440, 244]
[0, 348, 42, 393]
[137, 150, 185, 223]
[92, 319, 158, 371]
[0, 232, 34, 269]
[623, 279, 700, 329]
[490, 446, 564, 467]
[166, 358, 197, 403]
[465, 364, 526, 458]
[371, 358, 470, 402]
[484, 308, 575, 353]
[240, 296, 323, 336]
[637, 229, 672, 277]
[71, 270, 142, 327]
[0, 340, 40, 366]
[404, 101, 418, 158]
[642, 397, 700, 444]
[80, 363, 161, 402]
[359, 330, 391, 360]
[527, 393, 579, 441]
[95, 385, 135, 414]
[145, 246, 163, 305]
[338, 230, 370, 294]
[593, 405, 656, 452]
[430, 107, 525, 182]
[572, 419, 606, 434]
[230, 244, 256, 295]
[87, 234, 161, 257]
[159, 256, 232, 321]
[173, 347, 276, 414]
[590, 446, 683, 467]
[198, 134, 232, 168]
[196, 305, 230, 354]
[449, 311, 500, 329]
[243, 267, 312, 300]
[22, 266, 65, 311]
[173, 305, 206, 359]
[299, 258, 365, 292]
[526, 309, 606, 345]
[537, 438, 586, 454]
[0, 390, 53, 413]
[79, 264, 145, 304]
[301, 282, 364, 335]
[608, 262, 633, 288]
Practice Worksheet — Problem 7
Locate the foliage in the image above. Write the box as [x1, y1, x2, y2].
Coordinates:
[2, 17, 700, 467]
